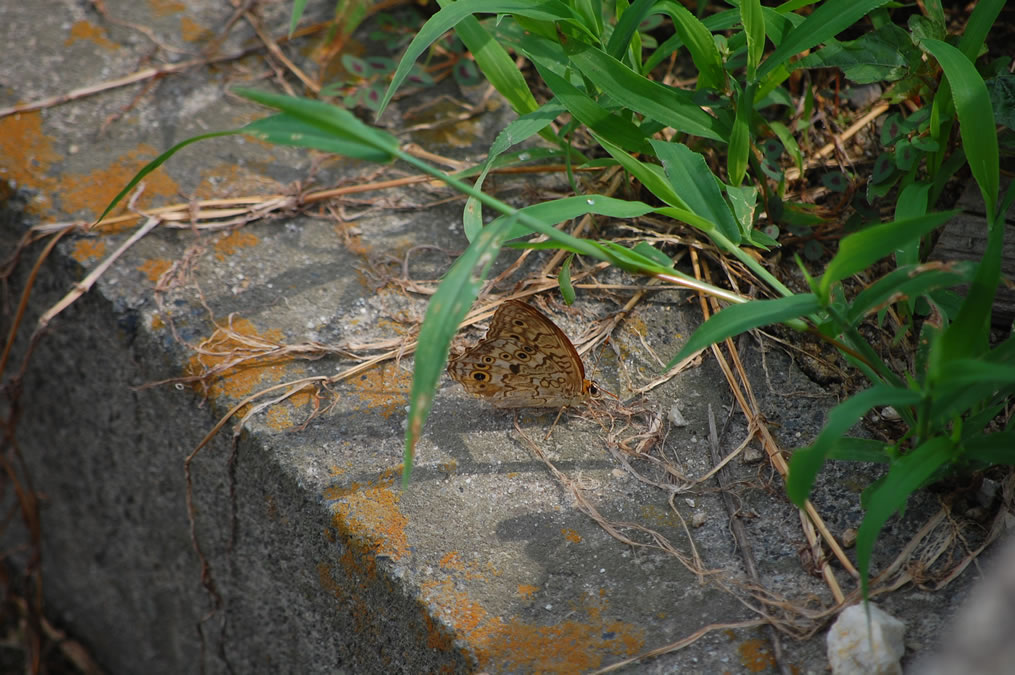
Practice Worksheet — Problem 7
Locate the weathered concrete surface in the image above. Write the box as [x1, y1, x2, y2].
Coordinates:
[0, 1, 1006, 673]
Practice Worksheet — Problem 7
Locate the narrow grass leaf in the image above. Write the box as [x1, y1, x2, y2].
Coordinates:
[534, 64, 653, 154]
[818, 212, 956, 300]
[740, 0, 765, 79]
[404, 215, 520, 486]
[97, 130, 239, 223]
[786, 385, 923, 505]
[855, 437, 954, 594]
[758, 0, 891, 80]
[565, 41, 728, 141]
[845, 263, 973, 327]
[920, 39, 998, 217]
[667, 294, 822, 368]
[380, 0, 579, 115]
[651, 140, 742, 243]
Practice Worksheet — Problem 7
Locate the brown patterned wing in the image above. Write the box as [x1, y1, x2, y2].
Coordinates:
[447, 301, 594, 408]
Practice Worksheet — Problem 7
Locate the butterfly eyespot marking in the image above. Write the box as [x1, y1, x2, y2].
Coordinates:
[447, 300, 593, 409]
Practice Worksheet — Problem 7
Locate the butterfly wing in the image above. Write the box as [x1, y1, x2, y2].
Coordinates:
[448, 301, 590, 408]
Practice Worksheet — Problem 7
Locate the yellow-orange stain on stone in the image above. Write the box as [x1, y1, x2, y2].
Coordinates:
[351, 362, 410, 418]
[150, 314, 165, 331]
[334, 220, 370, 258]
[196, 163, 284, 199]
[71, 238, 107, 263]
[64, 21, 119, 51]
[184, 317, 304, 407]
[0, 112, 63, 214]
[138, 258, 172, 282]
[63, 144, 179, 226]
[562, 528, 583, 543]
[148, 0, 185, 15]
[739, 638, 776, 672]
[180, 16, 212, 43]
[440, 551, 464, 571]
[422, 580, 644, 671]
[516, 584, 538, 599]
[325, 471, 408, 560]
[213, 230, 260, 260]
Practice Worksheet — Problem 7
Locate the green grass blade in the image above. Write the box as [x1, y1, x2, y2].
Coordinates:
[379, 0, 579, 115]
[403, 215, 521, 486]
[758, 0, 891, 80]
[818, 211, 957, 301]
[650, 140, 742, 243]
[727, 82, 755, 186]
[533, 63, 653, 154]
[442, 5, 540, 116]
[855, 436, 954, 596]
[667, 294, 822, 368]
[97, 130, 239, 223]
[786, 385, 924, 506]
[564, 41, 728, 142]
[920, 39, 999, 218]
[740, 0, 765, 80]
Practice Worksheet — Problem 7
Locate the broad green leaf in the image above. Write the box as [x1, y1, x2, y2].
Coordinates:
[651, 140, 742, 243]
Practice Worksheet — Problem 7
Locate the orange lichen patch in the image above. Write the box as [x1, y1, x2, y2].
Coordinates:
[213, 230, 260, 260]
[516, 585, 538, 599]
[71, 238, 107, 263]
[0, 112, 63, 214]
[63, 144, 180, 226]
[265, 405, 294, 430]
[739, 638, 776, 672]
[150, 314, 165, 331]
[422, 581, 644, 671]
[184, 317, 302, 405]
[64, 20, 119, 51]
[196, 163, 284, 199]
[333, 220, 370, 258]
[562, 528, 583, 544]
[148, 0, 185, 16]
[325, 474, 409, 560]
[624, 315, 648, 337]
[138, 257, 172, 282]
[440, 551, 464, 571]
[180, 15, 212, 43]
[350, 362, 411, 418]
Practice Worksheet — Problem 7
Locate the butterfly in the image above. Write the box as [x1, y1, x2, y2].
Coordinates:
[447, 300, 600, 408]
